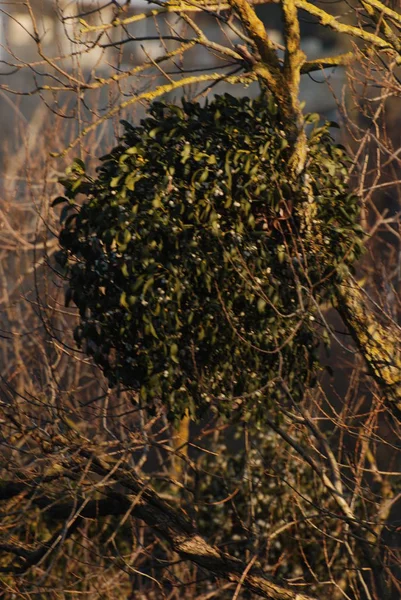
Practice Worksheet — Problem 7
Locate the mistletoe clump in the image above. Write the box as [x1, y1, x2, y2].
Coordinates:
[55, 94, 362, 421]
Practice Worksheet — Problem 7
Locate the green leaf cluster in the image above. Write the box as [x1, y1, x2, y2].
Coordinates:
[55, 94, 362, 421]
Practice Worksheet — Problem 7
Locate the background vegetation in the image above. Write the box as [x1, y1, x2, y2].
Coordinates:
[1, 1, 401, 599]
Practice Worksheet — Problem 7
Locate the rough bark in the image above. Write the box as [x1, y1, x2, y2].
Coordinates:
[228, 0, 308, 174]
[336, 278, 401, 415]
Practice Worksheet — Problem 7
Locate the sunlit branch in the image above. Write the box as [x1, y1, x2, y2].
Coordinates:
[361, 0, 401, 28]
[51, 71, 254, 158]
[297, 0, 394, 53]
[360, 0, 401, 54]
[281, 0, 305, 108]
[79, 7, 170, 33]
[336, 279, 401, 415]
[301, 52, 355, 74]
[281, 0, 306, 172]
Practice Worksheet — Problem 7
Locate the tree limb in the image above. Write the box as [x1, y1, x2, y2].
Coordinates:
[336, 278, 401, 415]
[0, 451, 318, 600]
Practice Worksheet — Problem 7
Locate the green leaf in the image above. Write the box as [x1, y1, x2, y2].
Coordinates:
[120, 291, 129, 309]
[143, 276, 155, 295]
[257, 298, 267, 313]
[147, 321, 158, 339]
[152, 195, 162, 208]
[170, 343, 179, 364]
[69, 157, 86, 175]
[125, 172, 143, 191]
[71, 178, 83, 193]
[305, 113, 320, 124]
[199, 168, 209, 183]
[60, 204, 74, 224]
[277, 246, 285, 264]
[149, 126, 163, 139]
[125, 146, 139, 155]
[181, 143, 191, 164]
[110, 175, 121, 188]
[52, 196, 68, 208]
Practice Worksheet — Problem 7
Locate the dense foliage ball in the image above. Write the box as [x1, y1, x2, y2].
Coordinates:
[55, 94, 362, 420]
